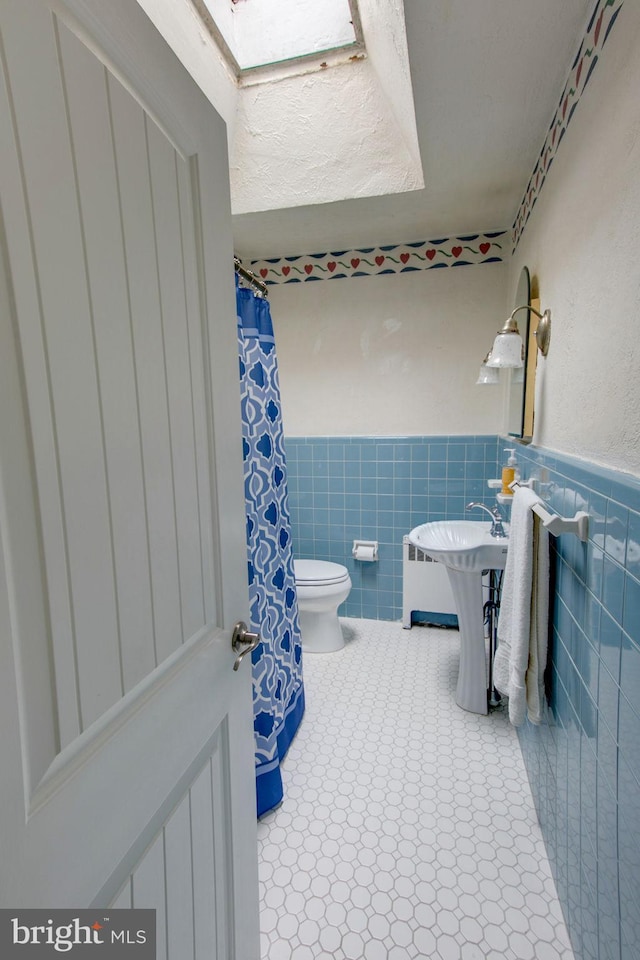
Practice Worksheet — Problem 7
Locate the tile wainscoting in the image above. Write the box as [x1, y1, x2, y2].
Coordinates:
[501, 443, 640, 960]
[285, 435, 499, 621]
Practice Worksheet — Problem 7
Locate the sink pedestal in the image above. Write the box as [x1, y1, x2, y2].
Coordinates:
[407, 521, 508, 717]
[446, 568, 488, 715]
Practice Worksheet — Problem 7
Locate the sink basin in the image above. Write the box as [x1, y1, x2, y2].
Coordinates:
[408, 520, 509, 573]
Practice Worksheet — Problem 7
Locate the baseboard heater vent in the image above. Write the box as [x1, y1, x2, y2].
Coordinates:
[402, 535, 458, 629]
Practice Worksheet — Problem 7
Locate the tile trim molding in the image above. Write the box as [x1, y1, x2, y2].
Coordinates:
[246, 0, 624, 284]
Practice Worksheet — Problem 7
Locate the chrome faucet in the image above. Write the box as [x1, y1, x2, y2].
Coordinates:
[466, 501, 507, 539]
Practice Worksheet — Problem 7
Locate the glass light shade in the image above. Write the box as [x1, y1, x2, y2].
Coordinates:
[476, 362, 500, 385]
[486, 331, 524, 368]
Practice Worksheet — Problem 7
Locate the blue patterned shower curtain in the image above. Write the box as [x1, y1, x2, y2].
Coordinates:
[236, 279, 305, 817]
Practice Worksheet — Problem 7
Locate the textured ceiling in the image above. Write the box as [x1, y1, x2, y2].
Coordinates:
[232, 0, 594, 259]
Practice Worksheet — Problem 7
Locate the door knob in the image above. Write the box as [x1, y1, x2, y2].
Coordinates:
[231, 621, 261, 671]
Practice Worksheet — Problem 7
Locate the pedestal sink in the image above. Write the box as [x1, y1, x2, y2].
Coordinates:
[408, 521, 509, 714]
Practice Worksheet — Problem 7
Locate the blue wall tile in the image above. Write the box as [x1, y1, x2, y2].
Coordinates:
[626, 511, 640, 579]
[623, 572, 640, 635]
[602, 556, 625, 627]
[502, 442, 640, 960]
[285, 435, 501, 620]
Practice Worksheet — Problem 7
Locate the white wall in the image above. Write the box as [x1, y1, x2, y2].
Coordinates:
[134, 0, 238, 130]
[230, 56, 423, 215]
[510, 2, 640, 475]
[270, 262, 508, 437]
[357, 0, 422, 171]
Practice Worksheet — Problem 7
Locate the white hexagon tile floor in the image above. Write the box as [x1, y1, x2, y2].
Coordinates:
[257, 618, 575, 960]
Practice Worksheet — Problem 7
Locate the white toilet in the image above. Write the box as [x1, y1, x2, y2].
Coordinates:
[294, 559, 352, 653]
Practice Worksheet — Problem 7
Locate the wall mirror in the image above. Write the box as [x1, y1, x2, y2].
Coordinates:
[506, 266, 538, 442]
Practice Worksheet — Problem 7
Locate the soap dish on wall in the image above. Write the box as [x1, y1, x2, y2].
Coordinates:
[488, 479, 513, 504]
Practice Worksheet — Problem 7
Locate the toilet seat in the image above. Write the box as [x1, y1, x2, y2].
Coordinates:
[294, 559, 350, 586]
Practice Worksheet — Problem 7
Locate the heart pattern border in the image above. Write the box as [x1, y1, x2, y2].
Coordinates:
[250, 232, 507, 286]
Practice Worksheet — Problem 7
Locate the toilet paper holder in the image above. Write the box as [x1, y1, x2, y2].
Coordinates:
[352, 540, 378, 561]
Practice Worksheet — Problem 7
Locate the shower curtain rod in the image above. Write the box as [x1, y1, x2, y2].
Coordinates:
[234, 256, 268, 297]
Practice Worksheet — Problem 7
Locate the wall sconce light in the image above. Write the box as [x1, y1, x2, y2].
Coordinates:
[486, 304, 552, 368]
[476, 352, 500, 385]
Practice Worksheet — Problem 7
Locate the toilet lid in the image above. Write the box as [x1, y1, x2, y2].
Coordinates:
[294, 559, 350, 586]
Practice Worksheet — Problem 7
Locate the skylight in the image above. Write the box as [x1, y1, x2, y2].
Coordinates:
[193, 0, 363, 76]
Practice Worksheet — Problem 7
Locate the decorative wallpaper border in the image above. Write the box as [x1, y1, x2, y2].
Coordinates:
[512, 0, 624, 247]
[250, 232, 507, 285]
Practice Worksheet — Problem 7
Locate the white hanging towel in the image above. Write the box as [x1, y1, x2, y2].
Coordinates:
[493, 486, 550, 725]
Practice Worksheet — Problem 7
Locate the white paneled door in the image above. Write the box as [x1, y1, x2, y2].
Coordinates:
[0, 0, 260, 956]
